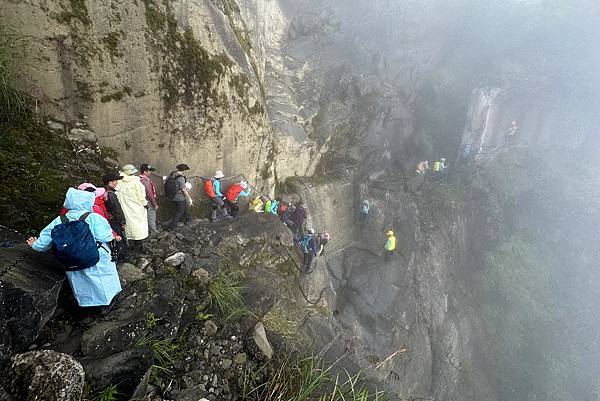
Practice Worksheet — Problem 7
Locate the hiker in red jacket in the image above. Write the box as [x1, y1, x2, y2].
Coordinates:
[224, 180, 252, 218]
[60, 183, 120, 241]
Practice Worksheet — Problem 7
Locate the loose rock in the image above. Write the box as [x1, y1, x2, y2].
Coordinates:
[192, 268, 210, 285]
[68, 128, 97, 142]
[252, 322, 273, 359]
[138, 257, 151, 270]
[204, 320, 218, 337]
[234, 353, 247, 365]
[120, 263, 146, 284]
[47, 120, 65, 131]
[164, 252, 186, 266]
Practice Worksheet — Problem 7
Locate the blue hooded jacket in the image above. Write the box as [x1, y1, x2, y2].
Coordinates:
[32, 188, 122, 307]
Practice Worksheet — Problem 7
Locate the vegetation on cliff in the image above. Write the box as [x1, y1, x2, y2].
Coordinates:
[0, 37, 117, 232]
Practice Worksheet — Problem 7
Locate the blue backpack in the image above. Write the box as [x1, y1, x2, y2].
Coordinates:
[51, 212, 100, 271]
[300, 235, 311, 254]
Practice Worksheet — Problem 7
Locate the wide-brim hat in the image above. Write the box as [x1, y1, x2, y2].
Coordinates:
[121, 164, 138, 175]
[214, 170, 225, 179]
[176, 163, 190, 171]
[78, 182, 106, 197]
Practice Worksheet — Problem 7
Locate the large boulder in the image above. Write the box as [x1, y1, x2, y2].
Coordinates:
[80, 310, 147, 358]
[0, 246, 65, 353]
[8, 350, 84, 401]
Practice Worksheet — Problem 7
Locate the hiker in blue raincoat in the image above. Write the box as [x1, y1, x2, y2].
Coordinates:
[26, 188, 122, 307]
[300, 228, 318, 272]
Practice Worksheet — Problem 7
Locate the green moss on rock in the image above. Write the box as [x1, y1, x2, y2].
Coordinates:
[55, 0, 91, 26]
[102, 31, 124, 59]
[100, 90, 124, 103]
[0, 120, 118, 232]
[75, 80, 93, 103]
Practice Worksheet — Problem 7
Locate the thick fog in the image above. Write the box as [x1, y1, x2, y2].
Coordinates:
[272, 1, 600, 399]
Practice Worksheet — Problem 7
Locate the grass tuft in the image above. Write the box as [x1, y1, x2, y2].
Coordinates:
[93, 384, 120, 401]
[261, 301, 303, 343]
[137, 336, 181, 386]
[207, 272, 246, 318]
[244, 353, 386, 401]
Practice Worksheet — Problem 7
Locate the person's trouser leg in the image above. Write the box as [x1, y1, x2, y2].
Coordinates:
[306, 254, 314, 271]
[109, 221, 127, 261]
[302, 253, 309, 271]
[182, 201, 190, 224]
[147, 205, 158, 233]
[210, 198, 220, 221]
[217, 197, 230, 217]
[227, 201, 239, 217]
[169, 200, 186, 227]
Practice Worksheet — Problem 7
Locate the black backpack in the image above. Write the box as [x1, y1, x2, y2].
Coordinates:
[164, 172, 179, 200]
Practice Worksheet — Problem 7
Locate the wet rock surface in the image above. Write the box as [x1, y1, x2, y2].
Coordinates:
[0, 244, 65, 365]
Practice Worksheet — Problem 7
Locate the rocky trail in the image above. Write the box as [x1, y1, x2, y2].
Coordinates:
[0, 212, 303, 401]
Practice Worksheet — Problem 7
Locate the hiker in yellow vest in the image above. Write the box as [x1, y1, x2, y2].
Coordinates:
[432, 158, 448, 176]
[384, 230, 396, 261]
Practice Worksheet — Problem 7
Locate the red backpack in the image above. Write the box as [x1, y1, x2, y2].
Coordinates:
[225, 183, 243, 202]
[203, 178, 216, 198]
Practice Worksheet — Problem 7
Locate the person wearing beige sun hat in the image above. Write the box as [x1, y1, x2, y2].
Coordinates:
[116, 164, 148, 245]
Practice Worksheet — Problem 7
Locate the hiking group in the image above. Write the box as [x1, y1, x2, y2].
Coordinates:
[246, 196, 330, 272]
[25, 161, 336, 312]
[25, 163, 259, 313]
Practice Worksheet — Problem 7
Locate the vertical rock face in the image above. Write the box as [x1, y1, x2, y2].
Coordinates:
[0, 0, 273, 181]
[0, 0, 453, 182]
[238, 0, 452, 179]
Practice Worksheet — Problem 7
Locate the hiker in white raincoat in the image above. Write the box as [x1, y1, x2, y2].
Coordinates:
[27, 188, 121, 307]
[116, 164, 148, 240]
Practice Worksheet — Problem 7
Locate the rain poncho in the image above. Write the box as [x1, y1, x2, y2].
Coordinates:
[31, 188, 122, 307]
[250, 197, 264, 213]
[269, 200, 279, 215]
[116, 174, 148, 240]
